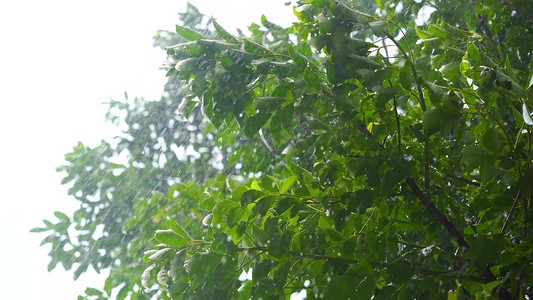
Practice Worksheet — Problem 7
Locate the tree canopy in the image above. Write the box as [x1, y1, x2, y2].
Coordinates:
[32, 0, 533, 299]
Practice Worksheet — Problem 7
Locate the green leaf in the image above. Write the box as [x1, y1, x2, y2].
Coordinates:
[273, 262, 290, 289]
[84, 287, 103, 296]
[348, 54, 382, 70]
[116, 284, 129, 300]
[227, 206, 246, 228]
[288, 45, 309, 66]
[241, 189, 264, 206]
[439, 61, 460, 81]
[253, 260, 275, 281]
[211, 232, 237, 253]
[147, 248, 174, 263]
[238, 280, 252, 299]
[255, 97, 285, 114]
[47, 258, 59, 272]
[415, 27, 433, 39]
[423, 109, 442, 136]
[325, 276, 355, 299]
[141, 264, 156, 289]
[243, 39, 275, 54]
[175, 24, 206, 41]
[280, 176, 298, 194]
[202, 90, 214, 119]
[369, 21, 386, 36]
[54, 211, 70, 222]
[462, 145, 486, 170]
[212, 19, 239, 43]
[304, 67, 322, 90]
[481, 126, 502, 154]
[253, 196, 276, 216]
[428, 24, 449, 39]
[169, 217, 193, 241]
[244, 114, 271, 137]
[341, 189, 375, 213]
[467, 43, 481, 62]
[154, 229, 188, 248]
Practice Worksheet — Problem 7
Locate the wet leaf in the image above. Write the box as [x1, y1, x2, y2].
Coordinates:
[175, 24, 206, 41]
[155, 229, 188, 248]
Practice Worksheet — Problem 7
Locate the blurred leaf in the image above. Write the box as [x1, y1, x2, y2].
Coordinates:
[175, 24, 206, 41]
[212, 19, 239, 43]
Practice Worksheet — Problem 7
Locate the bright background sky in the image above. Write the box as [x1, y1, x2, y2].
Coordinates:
[0, 1, 295, 298]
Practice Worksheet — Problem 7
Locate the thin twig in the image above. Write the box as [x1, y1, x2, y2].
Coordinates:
[453, 176, 481, 187]
[523, 190, 529, 238]
[390, 81, 402, 155]
[259, 129, 277, 156]
[384, 31, 430, 190]
[236, 247, 360, 264]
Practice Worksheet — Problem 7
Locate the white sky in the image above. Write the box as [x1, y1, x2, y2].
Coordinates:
[0, 1, 295, 298]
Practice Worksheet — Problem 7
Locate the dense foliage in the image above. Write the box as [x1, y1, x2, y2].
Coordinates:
[32, 0, 533, 299]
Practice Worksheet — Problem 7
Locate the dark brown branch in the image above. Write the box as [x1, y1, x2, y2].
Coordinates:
[405, 177, 469, 250]
[453, 176, 481, 187]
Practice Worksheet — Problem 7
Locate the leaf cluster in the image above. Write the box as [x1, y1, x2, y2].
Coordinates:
[32, 1, 533, 299]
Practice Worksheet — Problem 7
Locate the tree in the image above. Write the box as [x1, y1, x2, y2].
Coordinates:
[32, 0, 533, 299]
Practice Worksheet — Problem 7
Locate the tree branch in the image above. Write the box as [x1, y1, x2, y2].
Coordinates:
[499, 0, 533, 22]
[384, 32, 430, 190]
[405, 177, 469, 250]
[389, 80, 402, 155]
[237, 247, 360, 264]
[259, 129, 277, 156]
[452, 176, 481, 187]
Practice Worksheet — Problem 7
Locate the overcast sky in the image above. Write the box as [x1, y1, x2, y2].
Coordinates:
[0, 1, 295, 298]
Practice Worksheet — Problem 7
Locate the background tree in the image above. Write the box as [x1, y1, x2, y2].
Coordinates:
[33, 0, 533, 299]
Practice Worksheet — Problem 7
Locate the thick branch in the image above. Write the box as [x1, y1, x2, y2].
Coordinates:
[405, 177, 469, 250]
